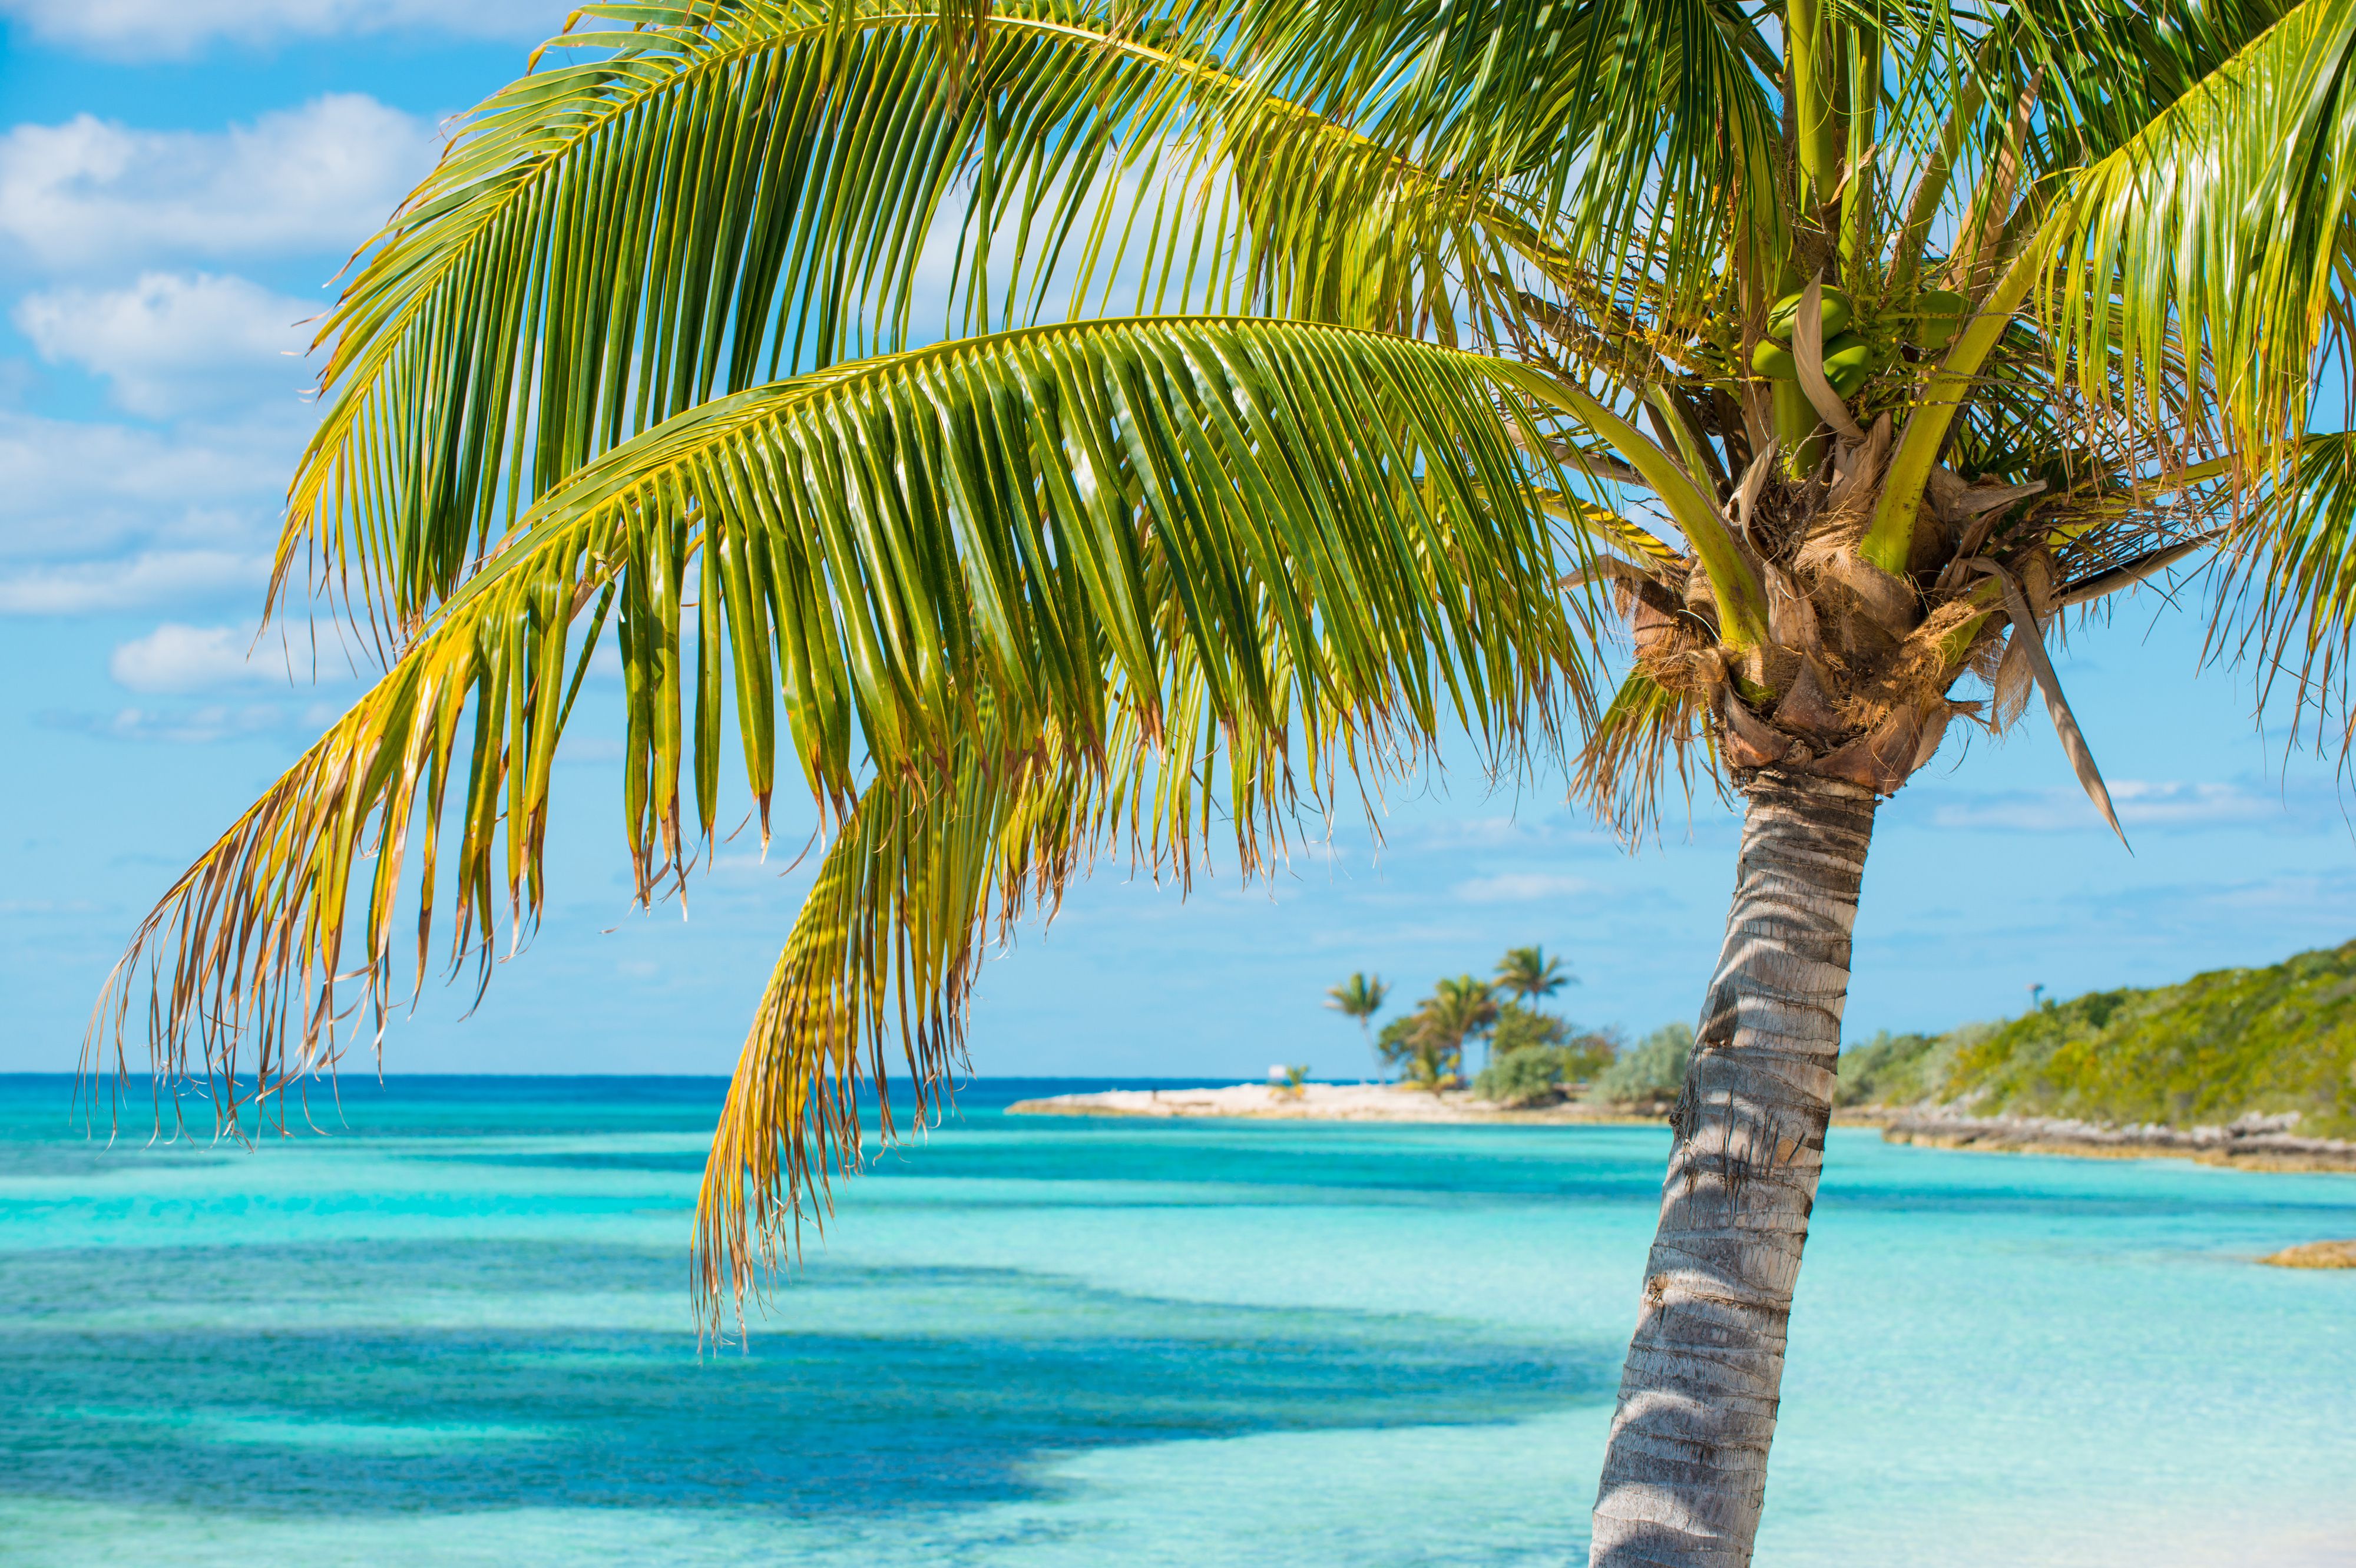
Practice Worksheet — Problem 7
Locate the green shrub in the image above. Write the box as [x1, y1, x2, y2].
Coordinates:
[1834, 1029, 1963, 1107]
[1489, 1002, 1566, 1056]
[1475, 1047, 1579, 1107]
[1588, 1022, 1692, 1107]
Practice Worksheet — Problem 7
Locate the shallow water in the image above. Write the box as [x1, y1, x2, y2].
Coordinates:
[1, 1074, 2350, 1566]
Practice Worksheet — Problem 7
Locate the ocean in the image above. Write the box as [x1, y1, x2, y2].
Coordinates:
[1, 1073, 2350, 1566]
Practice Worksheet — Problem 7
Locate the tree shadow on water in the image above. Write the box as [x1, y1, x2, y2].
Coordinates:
[0, 1242, 1612, 1520]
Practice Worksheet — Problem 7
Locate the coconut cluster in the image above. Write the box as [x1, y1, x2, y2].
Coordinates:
[1745, 286, 1968, 394]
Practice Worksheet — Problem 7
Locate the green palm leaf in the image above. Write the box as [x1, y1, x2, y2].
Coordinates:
[2037, 0, 2356, 465]
[1184, 0, 1783, 297]
[697, 649, 1337, 1335]
[93, 314, 1589, 1135]
[286, 0, 1579, 634]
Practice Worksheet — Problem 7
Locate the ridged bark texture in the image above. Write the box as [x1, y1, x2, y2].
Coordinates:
[1589, 768, 1877, 1568]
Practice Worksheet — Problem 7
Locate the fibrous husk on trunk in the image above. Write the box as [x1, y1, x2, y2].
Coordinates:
[1772, 654, 1846, 744]
[1716, 682, 1796, 768]
[1810, 696, 1954, 793]
[1611, 575, 1688, 660]
[1611, 451, 2062, 804]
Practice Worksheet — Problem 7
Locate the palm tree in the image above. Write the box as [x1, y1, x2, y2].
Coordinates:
[1418, 974, 1500, 1086]
[1496, 945, 1572, 1005]
[1325, 972, 1389, 1069]
[89, 4, 2356, 1563]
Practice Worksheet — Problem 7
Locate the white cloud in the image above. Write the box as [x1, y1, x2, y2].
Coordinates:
[109, 622, 277, 692]
[1452, 871, 1597, 904]
[0, 406, 292, 581]
[17, 273, 313, 415]
[1921, 779, 2340, 834]
[0, 411, 281, 528]
[1, 0, 552, 56]
[0, 94, 436, 268]
[0, 548, 270, 613]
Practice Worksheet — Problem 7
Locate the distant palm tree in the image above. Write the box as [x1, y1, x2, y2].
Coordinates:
[1417, 974, 1500, 1087]
[1325, 972, 1389, 1071]
[1496, 946, 1573, 1005]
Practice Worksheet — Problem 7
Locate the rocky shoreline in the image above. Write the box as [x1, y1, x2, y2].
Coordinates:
[1869, 1106, 2356, 1173]
[1008, 1086, 2356, 1173]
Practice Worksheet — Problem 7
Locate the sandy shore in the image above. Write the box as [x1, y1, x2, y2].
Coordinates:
[1005, 1081, 1667, 1125]
[1008, 1087, 2356, 1175]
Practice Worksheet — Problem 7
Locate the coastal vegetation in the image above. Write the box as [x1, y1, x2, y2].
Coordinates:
[1322, 974, 1389, 1071]
[1587, 1024, 1697, 1111]
[1333, 948, 1620, 1102]
[94, 2, 2356, 1563]
[1839, 941, 2356, 1140]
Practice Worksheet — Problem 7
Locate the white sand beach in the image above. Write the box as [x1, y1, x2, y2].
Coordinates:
[1005, 1082, 1665, 1124]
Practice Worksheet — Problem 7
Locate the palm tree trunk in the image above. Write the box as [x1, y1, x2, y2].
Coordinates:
[1589, 768, 1877, 1568]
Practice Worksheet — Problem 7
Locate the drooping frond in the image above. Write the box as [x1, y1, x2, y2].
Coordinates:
[94, 315, 1590, 1130]
[697, 712, 1093, 1339]
[2216, 431, 2356, 737]
[1573, 667, 1713, 843]
[695, 627, 1365, 1335]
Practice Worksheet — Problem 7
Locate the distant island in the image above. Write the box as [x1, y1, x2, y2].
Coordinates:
[1015, 940, 2356, 1175]
[1845, 939, 2356, 1172]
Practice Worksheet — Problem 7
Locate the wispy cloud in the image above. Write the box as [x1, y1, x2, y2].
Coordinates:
[0, 400, 303, 617]
[1451, 871, 1596, 904]
[107, 620, 363, 693]
[38, 700, 337, 745]
[0, 95, 434, 267]
[1918, 779, 2345, 835]
[1417, 814, 1548, 849]
[0, 405, 285, 527]
[0, 548, 271, 614]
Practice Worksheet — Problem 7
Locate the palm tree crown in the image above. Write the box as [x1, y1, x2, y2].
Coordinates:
[1496, 945, 1572, 1003]
[1325, 971, 1388, 1027]
[88, 4, 2356, 1563]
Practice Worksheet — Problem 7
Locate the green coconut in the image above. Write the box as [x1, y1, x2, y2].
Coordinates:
[1751, 332, 1885, 392]
[1821, 333, 1888, 394]
[1909, 289, 1970, 352]
[1766, 286, 1853, 343]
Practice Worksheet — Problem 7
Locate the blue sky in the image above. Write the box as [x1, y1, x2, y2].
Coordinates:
[3, 3, 2354, 1084]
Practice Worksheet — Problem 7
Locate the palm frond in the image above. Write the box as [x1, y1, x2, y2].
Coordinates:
[2037, 0, 2356, 468]
[2217, 431, 2356, 739]
[1997, 0, 2314, 174]
[697, 709, 1085, 1339]
[1572, 667, 1713, 843]
[696, 633, 1362, 1335]
[1183, 0, 1785, 308]
[91, 315, 1589, 1136]
[292, 0, 1182, 631]
[287, 0, 1594, 637]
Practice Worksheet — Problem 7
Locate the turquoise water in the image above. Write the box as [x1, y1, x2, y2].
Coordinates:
[1, 1076, 2350, 1567]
